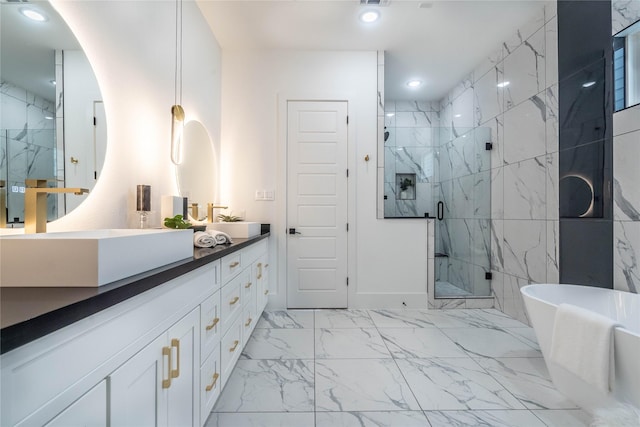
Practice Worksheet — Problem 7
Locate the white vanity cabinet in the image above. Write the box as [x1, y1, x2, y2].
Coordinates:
[0, 236, 270, 427]
[110, 308, 199, 427]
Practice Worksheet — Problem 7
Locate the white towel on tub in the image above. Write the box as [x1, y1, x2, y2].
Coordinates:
[550, 303, 620, 393]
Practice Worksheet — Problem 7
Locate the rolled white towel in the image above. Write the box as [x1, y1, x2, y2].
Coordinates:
[194, 231, 216, 248]
[206, 229, 233, 244]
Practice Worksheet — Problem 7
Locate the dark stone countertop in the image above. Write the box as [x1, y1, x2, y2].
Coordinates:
[0, 232, 270, 355]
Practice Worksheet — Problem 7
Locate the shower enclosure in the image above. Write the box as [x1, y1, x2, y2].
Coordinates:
[383, 101, 492, 298]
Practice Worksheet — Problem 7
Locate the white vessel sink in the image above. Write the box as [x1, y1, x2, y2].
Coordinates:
[0, 229, 193, 287]
[207, 222, 260, 238]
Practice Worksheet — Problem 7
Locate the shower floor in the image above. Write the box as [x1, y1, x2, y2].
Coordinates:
[435, 281, 472, 298]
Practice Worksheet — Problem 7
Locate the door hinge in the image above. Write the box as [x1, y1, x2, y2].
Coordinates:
[93, 117, 97, 126]
[485, 142, 493, 151]
[346, 169, 349, 177]
[346, 277, 349, 286]
[94, 171, 97, 180]
[346, 223, 349, 232]
[346, 115, 349, 125]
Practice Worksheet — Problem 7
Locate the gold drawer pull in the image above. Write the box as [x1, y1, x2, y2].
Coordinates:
[264, 289, 269, 295]
[229, 261, 240, 268]
[170, 338, 180, 379]
[245, 282, 252, 289]
[229, 340, 239, 352]
[257, 273, 263, 280]
[245, 317, 252, 327]
[205, 373, 220, 392]
[162, 346, 172, 389]
[257, 262, 262, 268]
[205, 317, 220, 331]
[229, 296, 240, 305]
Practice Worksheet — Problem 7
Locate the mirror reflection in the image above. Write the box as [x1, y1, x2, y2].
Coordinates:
[176, 120, 217, 221]
[0, 0, 105, 227]
[614, 19, 640, 111]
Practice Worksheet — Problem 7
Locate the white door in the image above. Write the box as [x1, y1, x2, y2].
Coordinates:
[286, 101, 348, 308]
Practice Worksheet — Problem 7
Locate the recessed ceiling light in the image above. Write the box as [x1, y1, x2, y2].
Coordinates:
[386, 113, 395, 117]
[406, 80, 423, 88]
[359, 10, 380, 23]
[582, 81, 596, 88]
[454, 114, 462, 118]
[497, 81, 510, 88]
[20, 7, 47, 22]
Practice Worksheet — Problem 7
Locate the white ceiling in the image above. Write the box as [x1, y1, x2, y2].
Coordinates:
[197, 0, 544, 101]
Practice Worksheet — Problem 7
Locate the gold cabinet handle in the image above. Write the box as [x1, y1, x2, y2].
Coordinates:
[245, 317, 252, 327]
[245, 282, 252, 289]
[205, 373, 220, 392]
[229, 340, 239, 352]
[229, 261, 240, 268]
[206, 317, 220, 331]
[264, 289, 269, 295]
[229, 296, 240, 305]
[257, 273, 262, 280]
[170, 338, 180, 379]
[70, 156, 79, 164]
[162, 346, 172, 389]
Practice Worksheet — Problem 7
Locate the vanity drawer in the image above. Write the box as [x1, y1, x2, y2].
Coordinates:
[241, 270, 255, 308]
[220, 317, 243, 390]
[220, 275, 243, 334]
[220, 252, 242, 284]
[200, 290, 221, 362]
[243, 239, 267, 266]
[242, 299, 257, 347]
[200, 346, 221, 424]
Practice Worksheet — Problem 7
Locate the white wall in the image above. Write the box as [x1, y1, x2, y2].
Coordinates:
[221, 50, 429, 309]
[48, 0, 221, 231]
[63, 50, 101, 212]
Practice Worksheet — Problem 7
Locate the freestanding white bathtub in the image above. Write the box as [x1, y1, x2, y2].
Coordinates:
[521, 284, 640, 413]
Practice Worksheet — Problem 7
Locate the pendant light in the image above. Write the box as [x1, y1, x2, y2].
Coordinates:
[170, 0, 184, 165]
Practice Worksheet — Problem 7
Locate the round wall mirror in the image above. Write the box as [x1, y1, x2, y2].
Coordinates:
[0, 0, 106, 227]
[176, 120, 217, 221]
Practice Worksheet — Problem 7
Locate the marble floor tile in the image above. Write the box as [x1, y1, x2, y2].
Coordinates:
[212, 359, 314, 412]
[315, 328, 390, 359]
[441, 327, 542, 358]
[314, 309, 375, 328]
[421, 310, 474, 328]
[474, 357, 578, 410]
[532, 409, 592, 427]
[378, 328, 468, 358]
[442, 308, 530, 329]
[425, 410, 547, 427]
[315, 411, 430, 427]
[396, 357, 525, 411]
[205, 412, 315, 427]
[256, 310, 314, 329]
[315, 359, 420, 412]
[367, 309, 439, 328]
[241, 328, 314, 360]
[504, 326, 541, 351]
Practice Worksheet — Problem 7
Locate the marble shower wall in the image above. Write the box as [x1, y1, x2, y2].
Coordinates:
[611, 0, 640, 294]
[383, 100, 440, 218]
[1, 80, 57, 223]
[438, 3, 559, 324]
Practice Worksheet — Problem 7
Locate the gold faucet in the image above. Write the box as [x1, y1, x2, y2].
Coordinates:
[207, 203, 228, 222]
[25, 179, 89, 233]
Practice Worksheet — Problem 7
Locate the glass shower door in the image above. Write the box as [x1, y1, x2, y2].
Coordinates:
[434, 127, 492, 298]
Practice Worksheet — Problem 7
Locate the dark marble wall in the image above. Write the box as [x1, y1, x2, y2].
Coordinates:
[558, 0, 613, 288]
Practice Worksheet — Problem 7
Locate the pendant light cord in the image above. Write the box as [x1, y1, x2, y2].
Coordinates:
[174, 0, 183, 106]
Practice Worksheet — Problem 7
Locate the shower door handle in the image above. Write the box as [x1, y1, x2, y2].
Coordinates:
[437, 201, 444, 220]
